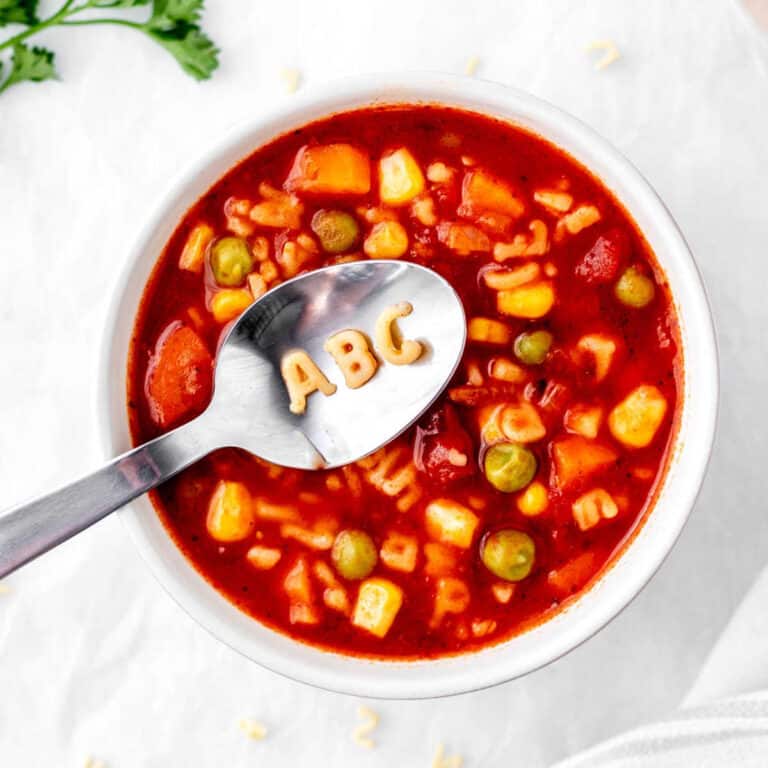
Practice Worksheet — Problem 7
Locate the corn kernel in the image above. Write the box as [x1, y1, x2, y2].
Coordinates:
[364, 220, 409, 258]
[210, 289, 253, 323]
[497, 281, 555, 318]
[609, 385, 668, 448]
[379, 147, 425, 205]
[425, 499, 480, 549]
[468, 317, 511, 345]
[352, 578, 403, 638]
[206, 480, 255, 542]
[517, 481, 549, 516]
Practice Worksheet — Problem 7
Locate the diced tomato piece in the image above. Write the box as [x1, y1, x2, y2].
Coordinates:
[414, 405, 475, 485]
[574, 228, 630, 284]
[145, 322, 213, 428]
[549, 435, 618, 490]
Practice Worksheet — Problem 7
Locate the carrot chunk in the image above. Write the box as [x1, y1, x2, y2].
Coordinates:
[145, 323, 213, 428]
[550, 435, 618, 490]
[285, 143, 371, 195]
[547, 551, 598, 596]
[459, 168, 525, 218]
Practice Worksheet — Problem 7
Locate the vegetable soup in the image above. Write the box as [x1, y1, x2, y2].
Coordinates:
[127, 106, 681, 658]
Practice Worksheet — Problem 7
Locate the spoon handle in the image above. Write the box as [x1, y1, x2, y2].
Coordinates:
[0, 417, 211, 578]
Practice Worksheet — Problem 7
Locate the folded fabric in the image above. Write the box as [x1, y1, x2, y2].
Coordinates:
[553, 564, 768, 767]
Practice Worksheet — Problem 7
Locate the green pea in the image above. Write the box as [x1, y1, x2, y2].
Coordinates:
[481, 529, 536, 581]
[210, 237, 253, 287]
[484, 443, 537, 493]
[514, 330, 553, 365]
[331, 529, 377, 580]
[614, 265, 655, 308]
[311, 209, 360, 254]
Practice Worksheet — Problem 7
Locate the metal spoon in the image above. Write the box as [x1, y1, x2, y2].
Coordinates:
[0, 260, 466, 578]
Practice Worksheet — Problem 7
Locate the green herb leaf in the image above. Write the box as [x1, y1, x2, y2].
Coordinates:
[85, 0, 150, 8]
[143, 0, 217, 80]
[146, 24, 217, 80]
[148, 0, 204, 28]
[0, 0, 38, 26]
[0, 42, 55, 93]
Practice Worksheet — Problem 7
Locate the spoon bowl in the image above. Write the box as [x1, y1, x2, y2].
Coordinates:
[210, 260, 466, 468]
[0, 260, 465, 577]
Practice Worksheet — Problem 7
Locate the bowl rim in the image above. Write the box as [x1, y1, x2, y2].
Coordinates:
[99, 72, 719, 699]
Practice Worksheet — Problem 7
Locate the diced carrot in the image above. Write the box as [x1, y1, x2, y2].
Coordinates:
[178, 223, 213, 273]
[145, 323, 213, 428]
[547, 551, 598, 596]
[467, 317, 511, 345]
[550, 435, 618, 490]
[424, 542, 460, 577]
[459, 168, 525, 218]
[285, 143, 371, 195]
[437, 222, 491, 255]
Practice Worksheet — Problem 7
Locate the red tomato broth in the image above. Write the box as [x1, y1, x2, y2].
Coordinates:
[127, 106, 681, 659]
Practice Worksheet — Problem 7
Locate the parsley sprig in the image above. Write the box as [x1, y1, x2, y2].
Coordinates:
[0, 0, 218, 95]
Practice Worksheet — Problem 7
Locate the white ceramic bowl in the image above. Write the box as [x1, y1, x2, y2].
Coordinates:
[100, 73, 718, 699]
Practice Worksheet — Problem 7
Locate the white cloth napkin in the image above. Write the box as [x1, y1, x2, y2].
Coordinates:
[554, 565, 768, 767]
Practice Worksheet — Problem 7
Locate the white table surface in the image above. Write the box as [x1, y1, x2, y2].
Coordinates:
[2, 1, 766, 765]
